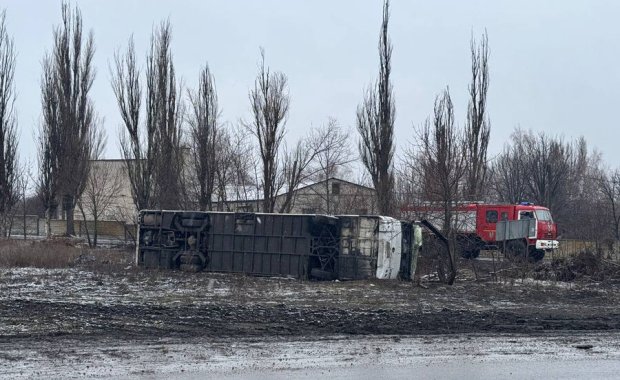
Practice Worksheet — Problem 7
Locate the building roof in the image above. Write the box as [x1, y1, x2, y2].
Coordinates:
[220, 177, 374, 203]
[291, 177, 374, 193]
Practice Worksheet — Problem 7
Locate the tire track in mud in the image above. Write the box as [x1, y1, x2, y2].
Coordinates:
[1, 299, 619, 342]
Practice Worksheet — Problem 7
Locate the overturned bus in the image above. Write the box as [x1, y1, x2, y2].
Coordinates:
[136, 210, 422, 281]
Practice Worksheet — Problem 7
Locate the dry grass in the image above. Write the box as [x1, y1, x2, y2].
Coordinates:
[0, 239, 134, 270]
[0, 239, 83, 268]
[76, 247, 135, 273]
[533, 249, 620, 282]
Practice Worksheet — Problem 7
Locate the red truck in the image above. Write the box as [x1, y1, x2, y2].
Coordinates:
[403, 202, 559, 261]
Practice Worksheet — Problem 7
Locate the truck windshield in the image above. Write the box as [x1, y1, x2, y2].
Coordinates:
[535, 210, 553, 221]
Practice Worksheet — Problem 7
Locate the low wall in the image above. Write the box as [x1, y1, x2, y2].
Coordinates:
[8, 215, 136, 243]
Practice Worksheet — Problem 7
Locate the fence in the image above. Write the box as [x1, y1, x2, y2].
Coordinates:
[8, 215, 41, 236]
[554, 239, 619, 261]
[8, 215, 136, 245]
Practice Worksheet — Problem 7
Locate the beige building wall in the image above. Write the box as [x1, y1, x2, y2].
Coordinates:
[75, 160, 136, 224]
[219, 178, 376, 215]
[280, 178, 377, 215]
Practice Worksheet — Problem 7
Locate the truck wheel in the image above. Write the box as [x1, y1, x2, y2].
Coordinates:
[504, 240, 527, 260]
[528, 248, 545, 262]
[460, 249, 480, 259]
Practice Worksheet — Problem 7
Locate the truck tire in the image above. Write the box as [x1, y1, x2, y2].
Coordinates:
[504, 240, 527, 260]
[461, 249, 480, 259]
[528, 248, 545, 262]
[456, 235, 483, 260]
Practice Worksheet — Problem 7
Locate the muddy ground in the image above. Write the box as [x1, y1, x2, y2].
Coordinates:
[0, 251, 619, 340]
[1, 248, 620, 377]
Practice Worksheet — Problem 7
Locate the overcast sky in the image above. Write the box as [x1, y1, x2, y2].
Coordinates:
[2, 0, 620, 167]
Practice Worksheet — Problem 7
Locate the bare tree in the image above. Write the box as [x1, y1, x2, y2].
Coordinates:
[77, 134, 121, 247]
[559, 138, 606, 240]
[310, 120, 355, 214]
[213, 126, 257, 210]
[0, 10, 18, 237]
[416, 88, 466, 284]
[418, 89, 466, 205]
[39, 3, 98, 236]
[37, 87, 58, 237]
[599, 168, 620, 241]
[112, 21, 184, 214]
[275, 119, 355, 214]
[310, 119, 354, 182]
[147, 21, 184, 209]
[113, 37, 151, 214]
[287, 119, 355, 214]
[525, 132, 573, 214]
[278, 140, 313, 213]
[357, 0, 395, 216]
[464, 31, 491, 201]
[489, 132, 529, 204]
[246, 49, 289, 213]
[491, 128, 573, 212]
[396, 144, 429, 219]
[490, 128, 608, 240]
[187, 64, 219, 211]
[13, 163, 30, 239]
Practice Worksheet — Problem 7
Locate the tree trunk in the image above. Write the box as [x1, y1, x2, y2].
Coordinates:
[66, 208, 75, 236]
[65, 194, 75, 236]
[45, 208, 52, 238]
[78, 204, 92, 247]
[93, 217, 98, 248]
[326, 180, 331, 214]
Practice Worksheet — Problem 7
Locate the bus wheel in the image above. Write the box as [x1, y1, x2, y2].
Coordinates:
[310, 268, 337, 281]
